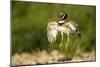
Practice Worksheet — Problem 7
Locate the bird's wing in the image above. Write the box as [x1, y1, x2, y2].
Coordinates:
[69, 21, 78, 28]
[66, 21, 79, 33]
[47, 22, 59, 44]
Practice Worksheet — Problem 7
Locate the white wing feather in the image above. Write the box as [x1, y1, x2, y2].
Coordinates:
[47, 22, 58, 44]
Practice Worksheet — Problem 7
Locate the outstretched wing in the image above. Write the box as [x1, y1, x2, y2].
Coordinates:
[47, 22, 59, 44]
[71, 21, 78, 28]
[66, 21, 79, 33]
[68, 21, 78, 28]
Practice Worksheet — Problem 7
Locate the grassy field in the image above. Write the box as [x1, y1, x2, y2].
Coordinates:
[12, 1, 96, 65]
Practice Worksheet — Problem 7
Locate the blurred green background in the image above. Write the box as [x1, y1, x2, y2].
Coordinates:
[12, 1, 96, 57]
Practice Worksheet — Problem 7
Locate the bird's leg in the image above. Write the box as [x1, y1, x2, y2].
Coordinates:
[60, 32, 63, 48]
[66, 33, 69, 48]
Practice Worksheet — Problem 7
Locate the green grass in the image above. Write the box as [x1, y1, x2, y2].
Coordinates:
[12, 1, 96, 57]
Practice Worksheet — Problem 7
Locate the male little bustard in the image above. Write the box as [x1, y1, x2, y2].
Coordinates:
[47, 12, 81, 48]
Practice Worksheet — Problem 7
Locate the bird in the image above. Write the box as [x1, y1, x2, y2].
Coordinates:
[47, 20, 81, 48]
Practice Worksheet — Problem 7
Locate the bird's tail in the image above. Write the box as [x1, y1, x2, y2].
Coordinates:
[76, 29, 81, 38]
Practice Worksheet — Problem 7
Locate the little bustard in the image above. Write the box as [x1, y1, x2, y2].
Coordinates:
[47, 21, 81, 48]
